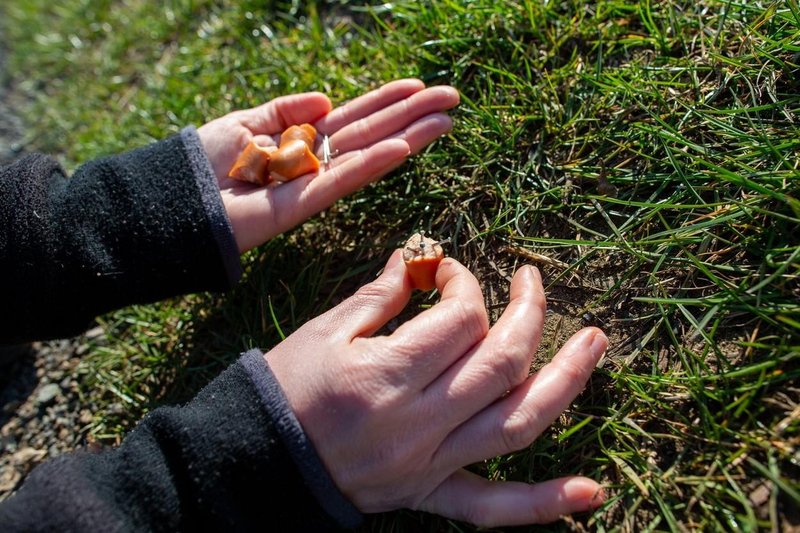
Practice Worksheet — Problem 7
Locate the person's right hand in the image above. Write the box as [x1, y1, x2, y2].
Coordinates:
[264, 251, 608, 528]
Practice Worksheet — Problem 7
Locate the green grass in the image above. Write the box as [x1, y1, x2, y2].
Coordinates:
[3, 0, 800, 530]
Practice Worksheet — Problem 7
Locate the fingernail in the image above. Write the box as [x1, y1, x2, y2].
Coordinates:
[530, 265, 542, 283]
[515, 264, 539, 284]
[385, 249, 405, 271]
[387, 138, 411, 158]
[590, 486, 607, 509]
[589, 330, 607, 364]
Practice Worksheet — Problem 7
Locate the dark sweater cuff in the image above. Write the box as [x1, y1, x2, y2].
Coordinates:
[1, 128, 246, 342]
[180, 126, 241, 286]
[240, 349, 364, 529]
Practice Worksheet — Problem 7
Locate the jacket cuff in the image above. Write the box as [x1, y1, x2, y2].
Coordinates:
[180, 126, 242, 286]
[239, 349, 364, 529]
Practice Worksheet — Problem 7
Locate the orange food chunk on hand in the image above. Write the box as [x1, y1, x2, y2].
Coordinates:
[279, 124, 316, 150]
[228, 140, 273, 185]
[228, 123, 320, 185]
[269, 138, 320, 182]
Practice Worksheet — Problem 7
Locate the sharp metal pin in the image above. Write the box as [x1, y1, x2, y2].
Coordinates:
[322, 135, 332, 168]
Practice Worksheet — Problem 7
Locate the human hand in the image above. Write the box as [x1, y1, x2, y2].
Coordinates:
[265, 251, 608, 527]
[196, 79, 460, 252]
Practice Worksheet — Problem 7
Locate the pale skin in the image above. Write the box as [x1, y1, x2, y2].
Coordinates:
[196, 79, 608, 527]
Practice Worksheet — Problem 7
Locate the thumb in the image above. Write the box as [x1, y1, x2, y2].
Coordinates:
[329, 249, 413, 340]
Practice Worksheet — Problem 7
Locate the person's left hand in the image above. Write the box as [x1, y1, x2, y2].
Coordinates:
[197, 79, 459, 252]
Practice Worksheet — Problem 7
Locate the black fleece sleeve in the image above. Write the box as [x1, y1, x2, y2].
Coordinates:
[0, 350, 363, 532]
[0, 127, 242, 343]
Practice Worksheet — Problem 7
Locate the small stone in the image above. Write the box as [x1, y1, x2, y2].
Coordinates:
[36, 384, 60, 405]
[0, 467, 21, 493]
[749, 482, 772, 507]
[2, 434, 17, 452]
[11, 447, 46, 464]
[84, 326, 104, 340]
[3, 400, 22, 414]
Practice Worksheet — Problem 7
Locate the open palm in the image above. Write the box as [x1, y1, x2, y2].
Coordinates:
[197, 79, 460, 252]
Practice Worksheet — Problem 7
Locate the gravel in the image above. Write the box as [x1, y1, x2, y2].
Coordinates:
[0, 338, 99, 500]
[0, 29, 95, 502]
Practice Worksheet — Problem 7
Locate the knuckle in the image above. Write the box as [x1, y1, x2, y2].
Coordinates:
[559, 358, 591, 385]
[462, 500, 495, 528]
[526, 504, 544, 525]
[487, 344, 530, 391]
[352, 279, 395, 305]
[501, 408, 539, 452]
[356, 150, 369, 171]
[462, 497, 542, 529]
[450, 299, 489, 340]
[355, 118, 373, 141]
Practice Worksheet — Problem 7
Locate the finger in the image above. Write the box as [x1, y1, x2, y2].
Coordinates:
[325, 86, 460, 155]
[374, 258, 489, 387]
[419, 469, 605, 528]
[436, 327, 607, 468]
[322, 249, 413, 340]
[392, 112, 453, 155]
[270, 138, 410, 232]
[315, 79, 426, 135]
[423, 266, 546, 421]
[239, 92, 332, 134]
[319, 112, 454, 171]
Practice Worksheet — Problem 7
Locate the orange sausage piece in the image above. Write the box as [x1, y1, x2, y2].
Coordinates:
[269, 139, 320, 182]
[403, 233, 445, 291]
[279, 124, 316, 150]
[228, 123, 320, 184]
[228, 140, 273, 185]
